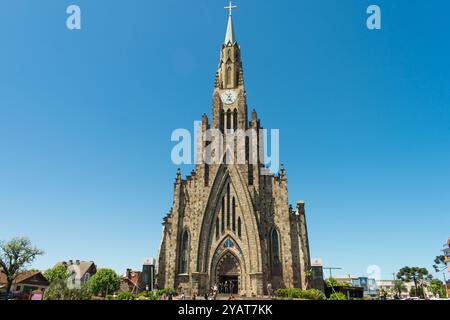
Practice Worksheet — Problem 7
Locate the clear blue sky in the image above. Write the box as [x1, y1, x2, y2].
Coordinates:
[0, 0, 449, 281]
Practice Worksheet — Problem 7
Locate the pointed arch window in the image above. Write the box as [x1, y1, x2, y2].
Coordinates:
[226, 184, 231, 229]
[226, 66, 232, 86]
[216, 217, 220, 240]
[232, 197, 236, 232]
[226, 110, 231, 130]
[271, 228, 281, 273]
[179, 230, 189, 274]
[233, 109, 238, 130]
[238, 217, 242, 238]
[221, 197, 225, 234]
[220, 109, 225, 132]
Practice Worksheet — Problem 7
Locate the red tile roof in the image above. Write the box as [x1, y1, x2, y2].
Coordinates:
[0, 271, 45, 285]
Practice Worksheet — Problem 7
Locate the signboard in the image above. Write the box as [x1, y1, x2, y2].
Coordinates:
[311, 258, 323, 267]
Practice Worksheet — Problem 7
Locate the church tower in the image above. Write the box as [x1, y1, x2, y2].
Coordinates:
[157, 2, 311, 297]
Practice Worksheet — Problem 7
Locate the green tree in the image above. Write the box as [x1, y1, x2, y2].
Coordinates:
[43, 265, 70, 283]
[392, 280, 407, 297]
[409, 287, 424, 298]
[428, 279, 446, 298]
[87, 269, 120, 297]
[433, 255, 447, 272]
[397, 267, 432, 299]
[0, 237, 44, 295]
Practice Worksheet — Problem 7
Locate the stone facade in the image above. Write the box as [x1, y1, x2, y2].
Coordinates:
[157, 13, 311, 297]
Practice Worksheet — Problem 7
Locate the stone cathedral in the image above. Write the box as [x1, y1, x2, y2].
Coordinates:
[157, 5, 311, 297]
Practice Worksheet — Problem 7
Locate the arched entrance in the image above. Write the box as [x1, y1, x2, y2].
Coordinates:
[215, 252, 241, 294]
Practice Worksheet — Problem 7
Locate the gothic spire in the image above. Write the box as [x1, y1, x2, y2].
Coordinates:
[224, 1, 237, 45]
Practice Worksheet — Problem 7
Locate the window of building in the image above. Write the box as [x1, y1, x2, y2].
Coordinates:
[216, 217, 220, 240]
[179, 230, 189, 274]
[232, 197, 236, 232]
[224, 239, 234, 249]
[271, 228, 281, 273]
[221, 197, 225, 233]
[226, 184, 231, 229]
[238, 217, 242, 238]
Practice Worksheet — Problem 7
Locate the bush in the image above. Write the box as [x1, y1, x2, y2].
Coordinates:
[136, 291, 161, 300]
[275, 288, 325, 300]
[116, 291, 136, 300]
[149, 291, 164, 300]
[329, 292, 347, 300]
[44, 280, 92, 300]
[275, 288, 288, 298]
[299, 289, 326, 300]
[325, 278, 351, 288]
[159, 288, 177, 296]
[275, 288, 302, 299]
[288, 288, 303, 299]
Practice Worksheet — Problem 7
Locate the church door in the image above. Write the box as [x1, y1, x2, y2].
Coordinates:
[215, 253, 241, 295]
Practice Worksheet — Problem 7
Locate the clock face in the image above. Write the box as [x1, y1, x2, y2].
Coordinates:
[221, 90, 237, 105]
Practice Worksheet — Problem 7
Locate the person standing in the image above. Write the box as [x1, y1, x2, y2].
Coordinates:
[267, 282, 273, 298]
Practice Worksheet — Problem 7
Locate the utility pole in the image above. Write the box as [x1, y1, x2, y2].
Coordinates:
[323, 267, 342, 295]
[323, 267, 342, 280]
[443, 272, 448, 299]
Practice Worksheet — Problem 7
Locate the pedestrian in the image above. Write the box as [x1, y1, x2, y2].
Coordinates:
[267, 282, 273, 298]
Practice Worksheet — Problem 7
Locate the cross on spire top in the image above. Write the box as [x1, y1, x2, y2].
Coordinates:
[224, 0, 238, 16]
